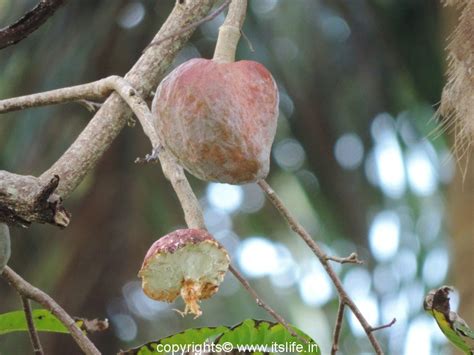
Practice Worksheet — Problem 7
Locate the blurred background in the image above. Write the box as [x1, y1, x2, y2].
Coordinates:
[0, 0, 472, 354]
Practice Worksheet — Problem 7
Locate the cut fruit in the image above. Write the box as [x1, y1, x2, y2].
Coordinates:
[138, 229, 230, 317]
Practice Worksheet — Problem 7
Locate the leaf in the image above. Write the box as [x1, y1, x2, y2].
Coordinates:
[217, 319, 320, 354]
[0, 309, 69, 335]
[120, 319, 320, 355]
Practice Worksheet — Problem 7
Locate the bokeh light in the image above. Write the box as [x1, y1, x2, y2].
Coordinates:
[371, 114, 406, 198]
[273, 138, 306, 171]
[298, 261, 333, 307]
[334, 133, 364, 170]
[117, 1, 145, 29]
[111, 314, 137, 342]
[422, 247, 449, 287]
[369, 211, 401, 262]
[237, 237, 279, 278]
[207, 183, 243, 213]
[406, 144, 437, 196]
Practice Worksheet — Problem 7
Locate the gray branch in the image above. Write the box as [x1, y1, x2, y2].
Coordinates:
[0, 0, 218, 228]
[40, 0, 217, 198]
[0, 172, 70, 228]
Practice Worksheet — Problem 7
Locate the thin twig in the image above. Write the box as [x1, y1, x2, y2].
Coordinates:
[1, 266, 100, 355]
[370, 318, 397, 332]
[77, 99, 103, 113]
[257, 180, 386, 355]
[326, 252, 363, 265]
[0, 0, 66, 50]
[0, 76, 158, 148]
[229, 265, 304, 342]
[331, 301, 345, 355]
[0, 78, 113, 113]
[145, 0, 231, 50]
[240, 29, 255, 52]
[21, 295, 44, 355]
[0, 77, 114, 114]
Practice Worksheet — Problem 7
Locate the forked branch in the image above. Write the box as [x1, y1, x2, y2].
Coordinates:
[257, 180, 393, 354]
[0, 0, 219, 227]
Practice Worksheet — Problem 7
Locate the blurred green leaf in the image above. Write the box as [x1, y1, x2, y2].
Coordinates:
[0, 309, 68, 335]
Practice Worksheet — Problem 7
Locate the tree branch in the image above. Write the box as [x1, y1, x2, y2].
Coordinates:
[0, 78, 113, 114]
[0, 0, 66, 50]
[0, 0, 218, 227]
[21, 295, 44, 355]
[370, 318, 396, 333]
[41, 0, 217, 197]
[0, 172, 70, 228]
[229, 264, 302, 341]
[2, 266, 100, 355]
[331, 301, 345, 355]
[146, 0, 232, 50]
[257, 180, 386, 354]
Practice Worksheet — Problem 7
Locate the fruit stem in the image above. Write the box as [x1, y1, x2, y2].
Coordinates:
[213, 0, 247, 63]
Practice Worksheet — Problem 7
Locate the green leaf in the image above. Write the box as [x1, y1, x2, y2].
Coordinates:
[217, 319, 320, 354]
[121, 319, 320, 355]
[0, 309, 69, 335]
[122, 326, 228, 355]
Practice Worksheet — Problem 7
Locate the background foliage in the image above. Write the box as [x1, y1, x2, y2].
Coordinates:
[0, 1, 470, 354]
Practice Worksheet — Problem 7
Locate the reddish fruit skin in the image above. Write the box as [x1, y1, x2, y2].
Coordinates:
[141, 229, 216, 269]
[152, 58, 279, 184]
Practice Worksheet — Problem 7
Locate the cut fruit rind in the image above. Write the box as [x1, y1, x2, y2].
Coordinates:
[139, 229, 230, 317]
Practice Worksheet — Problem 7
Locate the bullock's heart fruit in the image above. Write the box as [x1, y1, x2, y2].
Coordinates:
[152, 58, 279, 184]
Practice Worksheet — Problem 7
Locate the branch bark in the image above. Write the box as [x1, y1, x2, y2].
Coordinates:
[0, 172, 70, 228]
[0, 0, 66, 50]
